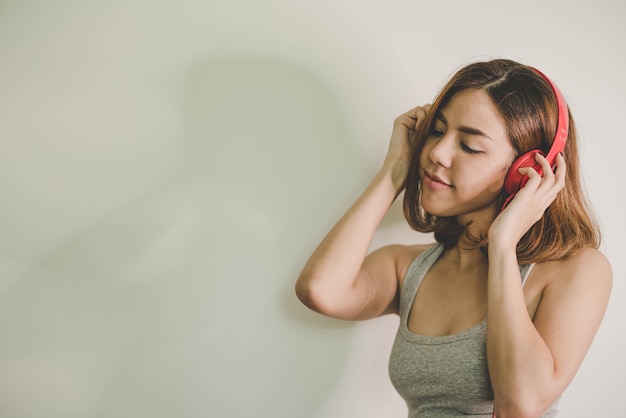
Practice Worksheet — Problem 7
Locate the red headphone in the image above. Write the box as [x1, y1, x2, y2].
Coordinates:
[501, 67, 569, 209]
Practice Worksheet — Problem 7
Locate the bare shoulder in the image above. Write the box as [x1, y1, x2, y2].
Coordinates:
[377, 242, 435, 288]
[528, 247, 612, 385]
[530, 247, 612, 329]
[536, 247, 612, 291]
[353, 242, 435, 318]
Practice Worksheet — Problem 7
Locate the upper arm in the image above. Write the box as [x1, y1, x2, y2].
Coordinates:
[532, 248, 612, 394]
[345, 244, 424, 320]
[297, 243, 426, 321]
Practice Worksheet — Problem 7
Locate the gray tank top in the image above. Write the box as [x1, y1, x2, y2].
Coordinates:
[388, 243, 559, 417]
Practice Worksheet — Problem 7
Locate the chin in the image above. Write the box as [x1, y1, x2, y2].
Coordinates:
[420, 200, 457, 218]
[421, 197, 498, 220]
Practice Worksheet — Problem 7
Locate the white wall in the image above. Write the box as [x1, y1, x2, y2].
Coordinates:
[0, 1, 624, 417]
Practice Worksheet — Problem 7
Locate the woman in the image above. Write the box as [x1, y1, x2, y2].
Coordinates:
[295, 59, 612, 417]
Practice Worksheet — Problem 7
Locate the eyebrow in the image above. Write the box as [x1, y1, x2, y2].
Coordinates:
[435, 111, 493, 140]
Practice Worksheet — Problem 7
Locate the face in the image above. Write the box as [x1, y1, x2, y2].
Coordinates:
[419, 89, 516, 225]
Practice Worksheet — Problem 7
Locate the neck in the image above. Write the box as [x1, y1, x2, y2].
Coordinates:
[448, 206, 497, 270]
[456, 204, 498, 244]
[445, 242, 488, 272]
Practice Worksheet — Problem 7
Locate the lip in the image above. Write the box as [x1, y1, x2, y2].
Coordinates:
[423, 171, 452, 190]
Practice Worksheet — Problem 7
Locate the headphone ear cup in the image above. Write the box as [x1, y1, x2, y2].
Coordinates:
[503, 150, 544, 194]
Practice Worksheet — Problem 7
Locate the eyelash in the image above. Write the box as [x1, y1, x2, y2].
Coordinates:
[461, 143, 481, 154]
[429, 128, 444, 137]
[429, 128, 482, 155]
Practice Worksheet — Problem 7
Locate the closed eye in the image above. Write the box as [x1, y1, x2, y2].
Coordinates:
[461, 142, 482, 154]
[429, 128, 444, 137]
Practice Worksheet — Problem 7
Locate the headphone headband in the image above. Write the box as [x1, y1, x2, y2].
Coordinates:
[528, 67, 569, 162]
[501, 67, 569, 206]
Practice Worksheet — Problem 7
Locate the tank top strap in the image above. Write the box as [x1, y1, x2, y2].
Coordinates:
[399, 244, 536, 319]
[520, 263, 535, 286]
[399, 243, 444, 320]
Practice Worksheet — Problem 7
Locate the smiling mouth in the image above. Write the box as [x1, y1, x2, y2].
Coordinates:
[423, 171, 453, 189]
[426, 171, 451, 185]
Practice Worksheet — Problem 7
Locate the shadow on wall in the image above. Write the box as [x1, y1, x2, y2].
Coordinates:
[0, 56, 384, 418]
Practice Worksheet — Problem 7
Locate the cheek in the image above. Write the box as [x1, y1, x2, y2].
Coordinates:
[490, 164, 510, 191]
[462, 162, 510, 195]
[419, 142, 431, 165]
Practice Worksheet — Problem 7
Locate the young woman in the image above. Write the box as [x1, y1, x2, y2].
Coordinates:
[295, 59, 612, 417]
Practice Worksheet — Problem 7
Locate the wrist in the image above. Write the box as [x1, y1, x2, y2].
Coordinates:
[381, 157, 408, 196]
[488, 235, 517, 259]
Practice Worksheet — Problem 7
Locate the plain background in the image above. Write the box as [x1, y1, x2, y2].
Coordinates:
[0, 0, 624, 417]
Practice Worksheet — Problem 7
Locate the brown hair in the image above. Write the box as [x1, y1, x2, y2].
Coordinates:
[403, 59, 600, 263]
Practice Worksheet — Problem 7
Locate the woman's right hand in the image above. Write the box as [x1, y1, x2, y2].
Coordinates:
[384, 105, 431, 189]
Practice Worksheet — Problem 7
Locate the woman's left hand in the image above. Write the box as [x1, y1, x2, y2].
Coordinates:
[488, 152, 566, 250]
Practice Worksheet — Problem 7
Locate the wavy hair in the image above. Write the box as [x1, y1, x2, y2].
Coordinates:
[402, 59, 600, 263]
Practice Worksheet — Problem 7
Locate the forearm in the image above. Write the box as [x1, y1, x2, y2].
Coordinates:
[295, 162, 403, 316]
[487, 244, 556, 416]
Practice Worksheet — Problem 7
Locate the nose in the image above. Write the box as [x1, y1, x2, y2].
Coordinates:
[427, 134, 453, 168]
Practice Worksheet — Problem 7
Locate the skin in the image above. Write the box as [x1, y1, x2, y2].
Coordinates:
[295, 89, 612, 418]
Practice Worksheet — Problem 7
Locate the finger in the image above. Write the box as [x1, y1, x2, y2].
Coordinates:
[518, 166, 543, 191]
[520, 156, 563, 210]
[535, 153, 566, 201]
[396, 105, 426, 127]
[394, 113, 417, 131]
[419, 105, 432, 129]
[554, 153, 566, 189]
[534, 153, 555, 181]
[405, 105, 430, 130]
[412, 106, 427, 124]
[404, 105, 427, 118]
